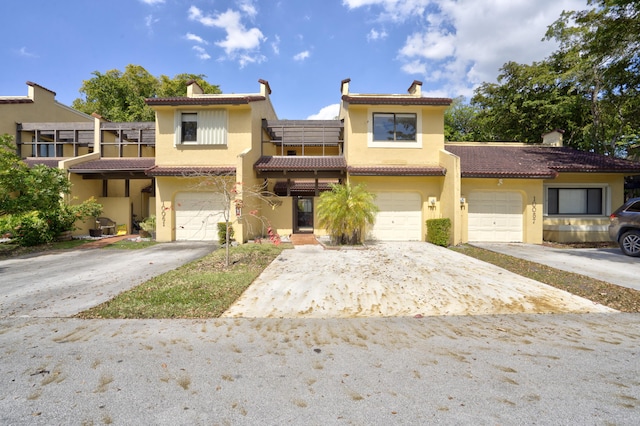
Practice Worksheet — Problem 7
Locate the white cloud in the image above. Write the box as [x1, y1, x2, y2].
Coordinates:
[238, 0, 258, 18]
[401, 60, 426, 75]
[188, 6, 218, 27]
[185, 32, 208, 44]
[343, 0, 430, 22]
[139, 0, 164, 5]
[367, 28, 388, 41]
[145, 15, 159, 33]
[188, 7, 261, 51]
[17, 47, 38, 58]
[271, 35, 281, 55]
[345, 0, 586, 97]
[188, 6, 265, 61]
[399, 31, 455, 60]
[293, 50, 310, 61]
[238, 53, 266, 68]
[192, 46, 211, 60]
[307, 104, 340, 120]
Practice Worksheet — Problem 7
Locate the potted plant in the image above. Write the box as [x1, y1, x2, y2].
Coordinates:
[139, 215, 156, 239]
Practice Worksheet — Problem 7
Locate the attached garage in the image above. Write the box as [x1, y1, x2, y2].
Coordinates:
[468, 191, 523, 242]
[175, 192, 226, 241]
[370, 192, 422, 241]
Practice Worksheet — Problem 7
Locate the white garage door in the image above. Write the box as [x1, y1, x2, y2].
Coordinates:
[371, 192, 422, 241]
[175, 192, 226, 241]
[468, 192, 522, 242]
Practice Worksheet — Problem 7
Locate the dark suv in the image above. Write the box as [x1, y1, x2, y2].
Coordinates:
[609, 197, 640, 257]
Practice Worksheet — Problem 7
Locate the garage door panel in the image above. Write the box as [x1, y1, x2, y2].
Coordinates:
[175, 192, 226, 241]
[468, 192, 522, 242]
[371, 192, 422, 241]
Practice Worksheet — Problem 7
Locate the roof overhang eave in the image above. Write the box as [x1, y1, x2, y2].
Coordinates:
[461, 172, 558, 179]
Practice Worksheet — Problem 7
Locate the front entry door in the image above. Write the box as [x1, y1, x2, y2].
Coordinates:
[294, 197, 314, 233]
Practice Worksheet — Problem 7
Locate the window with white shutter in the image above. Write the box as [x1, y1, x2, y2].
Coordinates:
[174, 110, 227, 146]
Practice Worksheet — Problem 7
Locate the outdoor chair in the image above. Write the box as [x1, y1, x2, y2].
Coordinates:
[97, 217, 116, 235]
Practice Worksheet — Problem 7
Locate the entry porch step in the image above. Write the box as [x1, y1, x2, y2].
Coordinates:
[289, 234, 319, 246]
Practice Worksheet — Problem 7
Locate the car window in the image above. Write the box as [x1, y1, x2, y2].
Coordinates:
[626, 201, 640, 212]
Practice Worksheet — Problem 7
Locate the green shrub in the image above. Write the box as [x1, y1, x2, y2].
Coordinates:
[0, 215, 14, 236]
[426, 218, 451, 247]
[12, 211, 54, 246]
[217, 222, 235, 243]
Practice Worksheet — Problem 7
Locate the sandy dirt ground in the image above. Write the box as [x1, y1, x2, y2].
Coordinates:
[222, 243, 614, 318]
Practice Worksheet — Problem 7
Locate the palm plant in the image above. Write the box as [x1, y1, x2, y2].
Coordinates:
[316, 183, 378, 245]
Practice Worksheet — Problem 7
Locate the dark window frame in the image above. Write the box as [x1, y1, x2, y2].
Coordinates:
[372, 112, 417, 142]
[32, 143, 63, 157]
[547, 187, 604, 215]
[181, 112, 198, 143]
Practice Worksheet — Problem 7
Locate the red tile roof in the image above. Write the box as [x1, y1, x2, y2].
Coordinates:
[145, 96, 266, 106]
[348, 166, 446, 176]
[23, 158, 63, 168]
[145, 165, 236, 176]
[0, 98, 33, 104]
[68, 158, 156, 172]
[446, 145, 640, 178]
[254, 156, 347, 172]
[273, 180, 337, 195]
[27, 81, 56, 95]
[342, 95, 452, 106]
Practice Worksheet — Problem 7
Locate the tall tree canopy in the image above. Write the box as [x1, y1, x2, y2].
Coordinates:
[468, 0, 640, 157]
[72, 65, 221, 122]
[444, 96, 485, 142]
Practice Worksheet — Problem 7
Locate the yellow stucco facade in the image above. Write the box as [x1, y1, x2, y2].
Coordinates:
[150, 80, 279, 242]
[0, 82, 92, 140]
[4, 78, 639, 244]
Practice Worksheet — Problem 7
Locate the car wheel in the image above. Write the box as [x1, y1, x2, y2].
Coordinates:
[620, 230, 640, 257]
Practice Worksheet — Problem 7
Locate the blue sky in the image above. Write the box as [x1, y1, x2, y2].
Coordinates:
[0, 0, 586, 120]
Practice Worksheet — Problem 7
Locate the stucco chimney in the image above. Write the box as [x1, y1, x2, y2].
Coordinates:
[542, 129, 564, 147]
[341, 78, 351, 96]
[258, 79, 272, 97]
[186, 80, 204, 97]
[408, 80, 422, 97]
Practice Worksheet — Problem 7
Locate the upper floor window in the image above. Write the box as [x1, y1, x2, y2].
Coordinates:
[174, 110, 227, 146]
[547, 187, 605, 215]
[368, 111, 421, 148]
[32, 143, 63, 157]
[181, 113, 197, 142]
[373, 113, 417, 141]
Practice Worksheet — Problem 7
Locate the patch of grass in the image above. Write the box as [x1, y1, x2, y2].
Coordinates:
[451, 245, 640, 313]
[0, 239, 89, 259]
[77, 243, 290, 319]
[104, 240, 157, 250]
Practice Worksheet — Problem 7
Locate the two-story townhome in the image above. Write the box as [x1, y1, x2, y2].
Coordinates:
[4, 79, 640, 244]
[145, 78, 640, 244]
[143, 79, 458, 244]
[144, 79, 278, 242]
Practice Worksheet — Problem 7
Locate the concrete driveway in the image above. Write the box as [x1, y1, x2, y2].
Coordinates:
[0, 242, 216, 318]
[473, 243, 640, 291]
[1, 242, 637, 424]
[222, 242, 613, 318]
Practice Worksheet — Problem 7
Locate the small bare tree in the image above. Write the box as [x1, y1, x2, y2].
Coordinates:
[187, 171, 281, 267]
